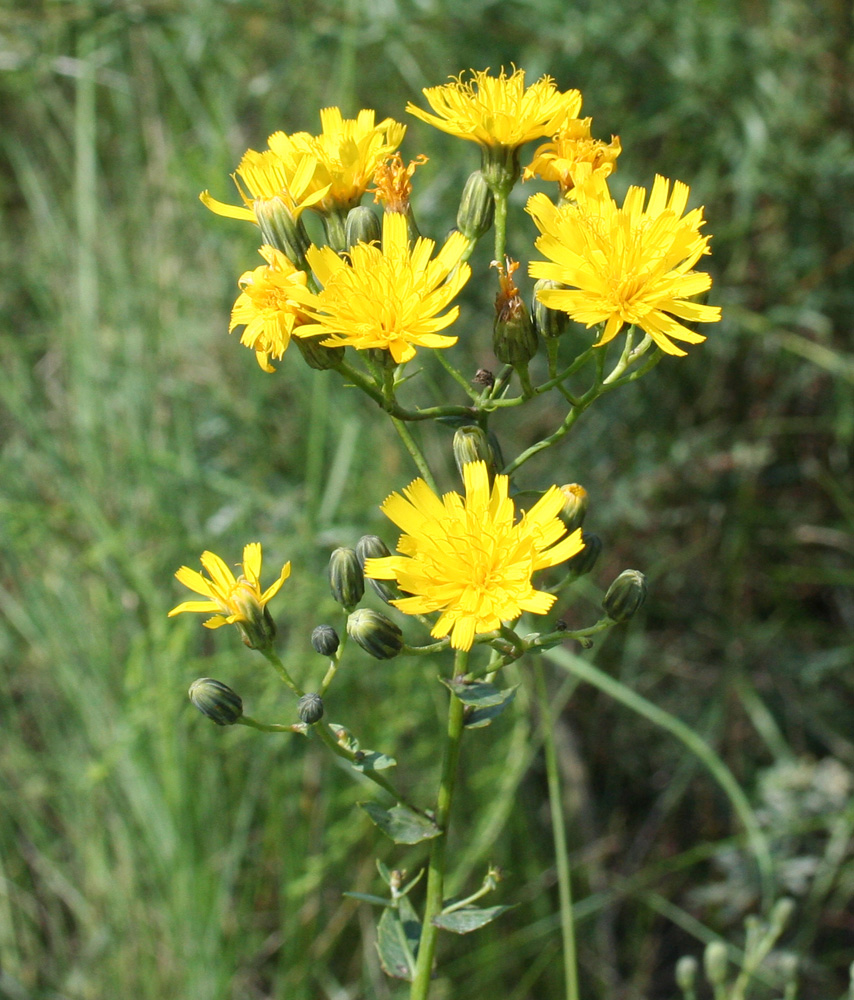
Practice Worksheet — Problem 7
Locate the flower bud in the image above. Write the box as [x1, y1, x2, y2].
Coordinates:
[297, 692, 324, 725]
[356, 534, 398, 603]
[532, 280, 569, 339]
[294, 335, 344, 370]
[188, 678, 243, 726]
[493, 259, 538, 366]
[253, 197, 311, 265]
[456, 170, 494, 240]
[703, 941, 728, 988]
[328, 547, 365, 608]
[453, 426, 495, 481]
[603, 569, 647, 622]
[345, 205, 382, 249]
[347, 608, 404, 659]
[566, 532, 601, 577]
[311, 624, 340, 656]
[674, 955, 698, 993]
[558, 484, 589, 532]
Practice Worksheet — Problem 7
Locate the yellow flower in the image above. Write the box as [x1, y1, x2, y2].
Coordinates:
[229, 245, 310, 372]
[527, 174, 722, 356]
[268, 108, 406, 213]
[364, 461, 585, 651]
[168, 544, 290, 646]
[406, 68, 581, 152]
[294, 211, 470, 364]
[199, 148, 329, 222]
[523, 118, 622, 195]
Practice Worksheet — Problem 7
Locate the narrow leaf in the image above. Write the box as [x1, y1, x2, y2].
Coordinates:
[359, 802, 441, 844]
[343, 891, 392, 907]
[432, 905, 513, 934]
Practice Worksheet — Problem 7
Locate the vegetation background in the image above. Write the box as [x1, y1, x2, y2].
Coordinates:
[1, 0, 853, 997]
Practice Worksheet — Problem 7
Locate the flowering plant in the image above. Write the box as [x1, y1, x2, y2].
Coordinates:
[167, 68, 769, 1000]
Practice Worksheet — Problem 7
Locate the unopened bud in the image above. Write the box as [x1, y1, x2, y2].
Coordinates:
[356, 534, 398, 603]
[347, 608, 404, 659]
[493, 259, 538, 366]
[345, 205, 382, 249]
[297, 692, 324, 725]
[329, 547, 365, 609]
[294, 335, 344, 370]
[456, 170, 494, 240]
[453, 426, 495, 480]
[603, 569, 647, 622]
[532, 280, 569, 339]
[675, 955, 698, 993]
[566, 532, 601, 578]
[253, 197, 311, 265]
[703, 941, 728, 987]
[558, 484, 589, 532]
[311, 624, 340, 656]
[188, 678, 243, 726]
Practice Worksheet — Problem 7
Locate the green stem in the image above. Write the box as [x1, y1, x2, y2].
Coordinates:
[534, 661, 580, 1000]
[313, 721, 426, 816]
[318, 618, 350, 697]
[238, 716, 306, 734]
[410, 649, 469, 1000]
[544, 646, 775, 906]
[392, 417, 437, 491]
[260, 648, 304, 697]
[493, 191, 508, 262]
[434, 350, 482, 402]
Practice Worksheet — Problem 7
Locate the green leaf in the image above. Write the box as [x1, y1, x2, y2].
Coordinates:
[343, 891, 392, 907]
[376, 897, 420, 980]
[359, 803, 441, 844]
[440, 678, 518, 708]
[351, 749, 397, 772]
[432, 905, 513, 934]
[463, 687, 517, 728]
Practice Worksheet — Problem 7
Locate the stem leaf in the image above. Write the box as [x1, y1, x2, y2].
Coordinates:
[377, 896, 421, 980]
[440, 678, 518, 709]
[351, 750, 397, 772]
[432, 904, 513, 934]
[359, 802, 441, 844]
[343, 891, 393, 907]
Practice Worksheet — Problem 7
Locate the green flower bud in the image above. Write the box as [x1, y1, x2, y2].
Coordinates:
[493, 259, 538, 367]
[675, 955, 698, 993]
[456, 170, 494, 240]
[188, 678, 243, 726]
[345, 205, 382, 249]
[347, 608, 404, 660]
[253, 197, 311, 265]
[532, 280, 570, 339]
[297, 692, 324, 725]
[603, 569, 647, 621]
[294, 335, 344, 370]
[566, 532, 601, 578]
[356, 534, 398, 603]
[329, 547, 365, 609]
[703, 941, 728, 987]
[311, 624, 340, 656]
[558, 483, 589, 532]
[453, 425, 495, 481]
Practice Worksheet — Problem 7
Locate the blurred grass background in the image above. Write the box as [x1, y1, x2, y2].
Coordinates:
[1, 0, 853, 997]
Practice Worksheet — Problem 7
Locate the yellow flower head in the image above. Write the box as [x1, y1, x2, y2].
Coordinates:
[523, 117, 622, 195]
[229, 245, 310, 372]
[199, 148, 329, 222]
[168, 544, 290, 644]
[406, 68, 581, 151]
[268, 108, 406, 213]
[372, 152, 429, 214]
[527, 174, 722, 356]
[295, 212, 470, 364]
[364, 461, 585, 651]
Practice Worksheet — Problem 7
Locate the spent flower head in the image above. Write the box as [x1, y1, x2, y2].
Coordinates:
[364, 461, 585, 651]
[295, 211, 470, 364]
[169, 543, 290, 647]
[527, 173, 722, 356]
[229, 245, 310, 372]
[268, 107, 406, 213]
[372, 152, 428, 215]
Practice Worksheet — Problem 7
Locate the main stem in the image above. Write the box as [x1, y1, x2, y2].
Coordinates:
[410, 649, 468, 999]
